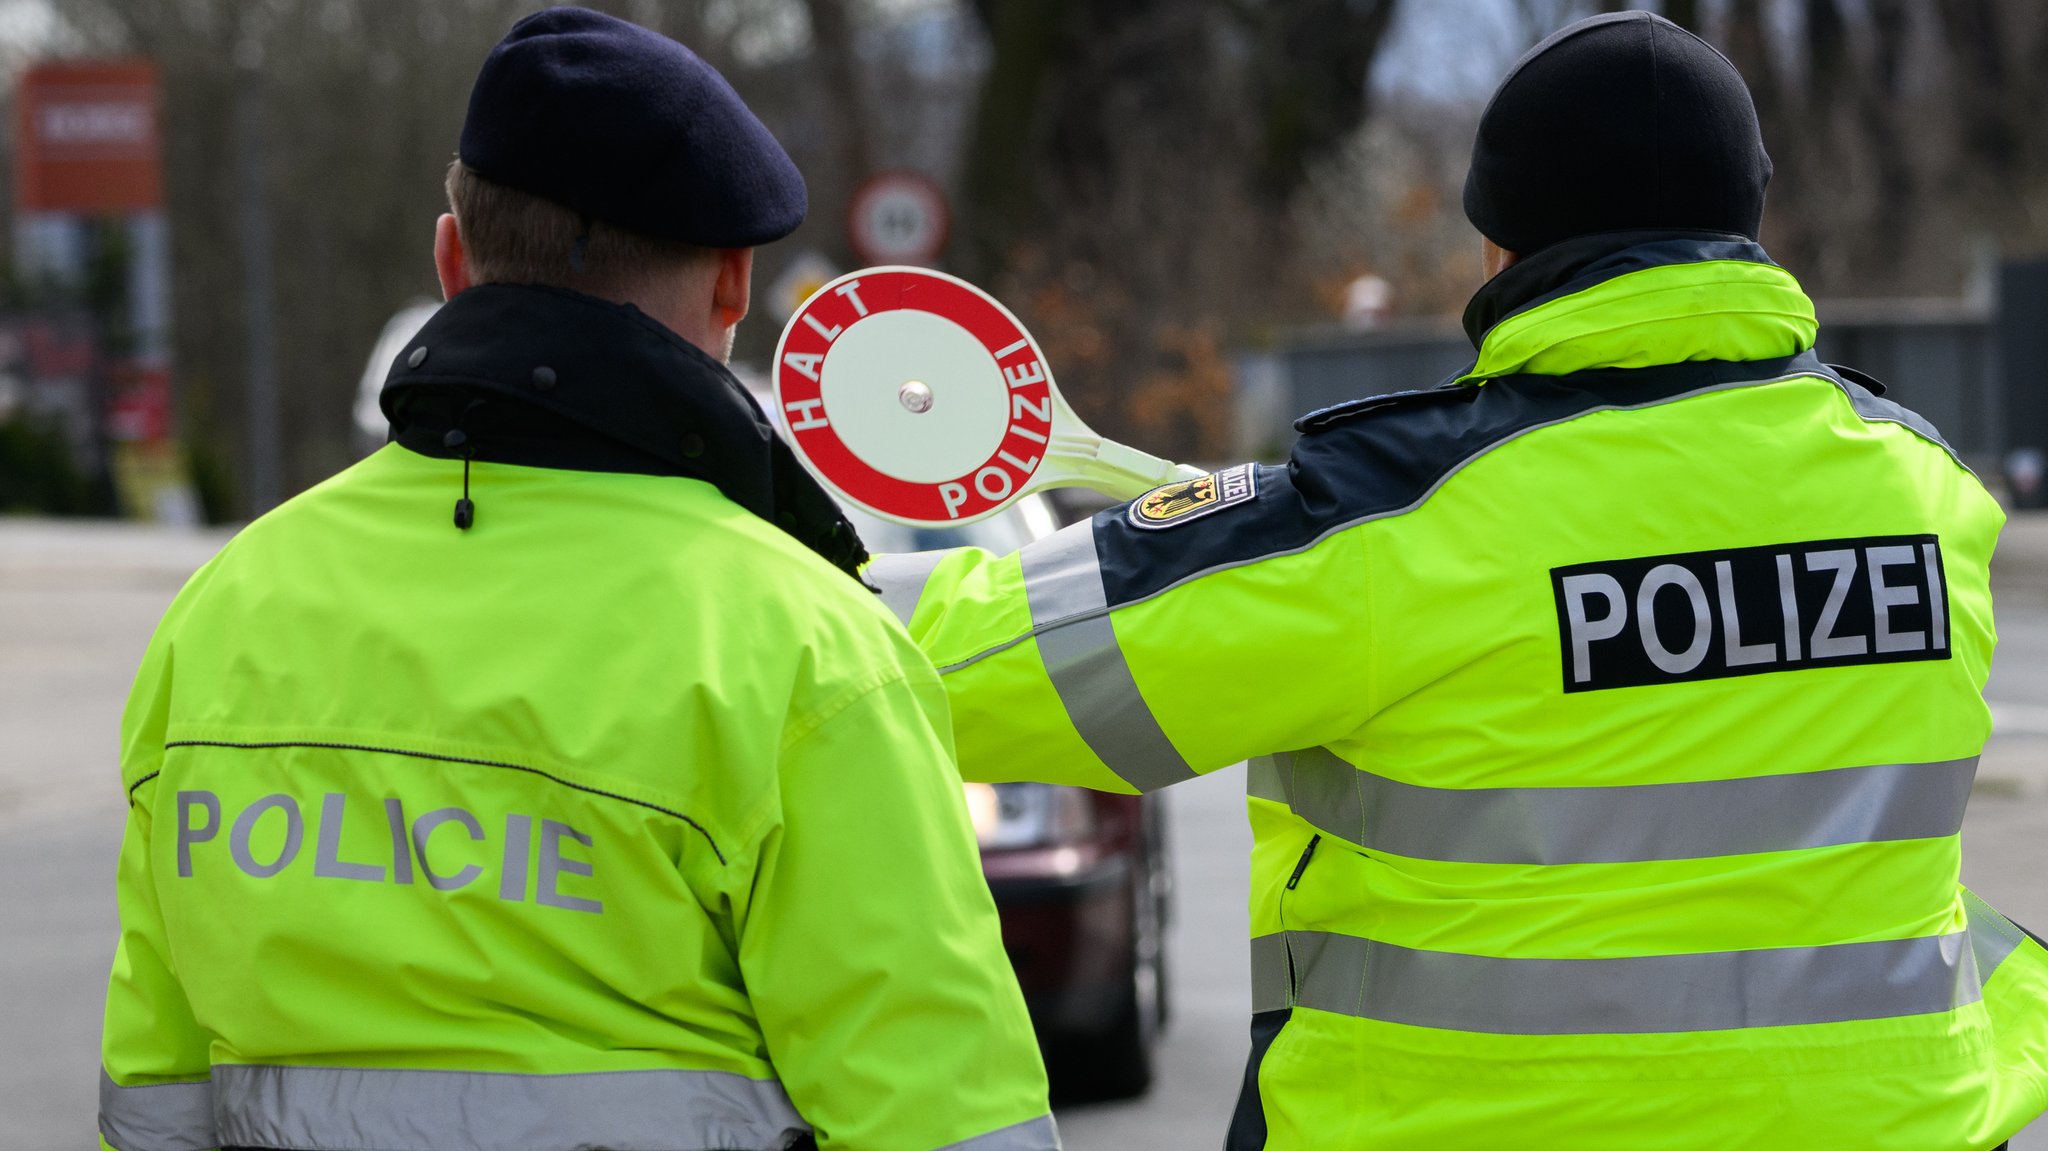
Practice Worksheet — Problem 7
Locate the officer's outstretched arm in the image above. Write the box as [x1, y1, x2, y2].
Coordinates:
[100, 610, 220, 1151]
[729, 665, 1057, 1151]
[870, 464, 1373, 793]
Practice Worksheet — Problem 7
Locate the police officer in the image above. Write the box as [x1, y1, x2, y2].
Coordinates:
[874, 12, 2048, 1150]
[97, 10, 1056, 1151]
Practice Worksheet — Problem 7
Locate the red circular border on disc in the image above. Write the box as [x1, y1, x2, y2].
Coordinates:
[773, 268, 1054, 524]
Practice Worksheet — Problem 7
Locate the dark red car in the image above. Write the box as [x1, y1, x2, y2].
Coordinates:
[971, 781, 1171, 1100]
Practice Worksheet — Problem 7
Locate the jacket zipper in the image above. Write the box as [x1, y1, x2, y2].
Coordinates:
[1285, 834, 1321, 891]
[1280, 834, 1321, 1002]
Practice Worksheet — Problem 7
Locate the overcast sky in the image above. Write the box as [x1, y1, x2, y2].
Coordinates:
[1375, 0, 1536, 103]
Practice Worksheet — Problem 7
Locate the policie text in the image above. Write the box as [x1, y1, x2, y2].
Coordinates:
[174, 790, 604, 914]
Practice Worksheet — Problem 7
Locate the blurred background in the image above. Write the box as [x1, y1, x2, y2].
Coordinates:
[8, 0, 2048, 517]
[9, 1, 2048, 1147]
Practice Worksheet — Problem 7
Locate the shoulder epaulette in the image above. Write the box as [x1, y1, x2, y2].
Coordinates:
[1825, 362, 1887, 397]
[1294, 384, 1481, 433]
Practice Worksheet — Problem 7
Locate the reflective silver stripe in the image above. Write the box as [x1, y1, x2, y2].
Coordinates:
[1021, 524, 1196, 792]
[1964, 888, 2026, 983]
[99, 1072, 215, 1151]
[1034, 616, 1198, 791]
[1267, 746, 1977, 864]
[212, 1064, 808, 1151]
[1258, 925, 1993, 1035]
[1018, 523, 1109, 619]
[1246, 754, 1287, 804]
[1250, 932, 1291, 1013]
[934, 1112, 1063, 1150]
[868, 549, 964, 626]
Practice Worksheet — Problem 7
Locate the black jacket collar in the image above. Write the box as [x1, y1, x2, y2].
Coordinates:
[1461, 228, 1772, 348]
[380, 283, 869, 578]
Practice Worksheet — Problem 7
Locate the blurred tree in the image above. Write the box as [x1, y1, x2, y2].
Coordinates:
[0, 415, 93, 514]
[1726, 0, 2007, 292]
[801, 0, 875, 198]
[1931, 0, 2048, 260]
[1247, 0, 1402, 198]
[958, 0, 1403, 458]
[1936, 0, 2022, 189]
[47, 0, 829, 511]
[957, 0, 1070, 284]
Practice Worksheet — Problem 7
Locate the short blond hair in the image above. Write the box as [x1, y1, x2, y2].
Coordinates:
[444, 159, 715, 296]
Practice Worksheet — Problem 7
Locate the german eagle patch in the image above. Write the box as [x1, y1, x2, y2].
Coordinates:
[1128, 463, 1258, 530]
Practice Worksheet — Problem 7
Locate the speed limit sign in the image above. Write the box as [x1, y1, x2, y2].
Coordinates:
[846, 172, 951, 266]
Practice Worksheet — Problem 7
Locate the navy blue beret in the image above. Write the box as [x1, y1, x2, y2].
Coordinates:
[459, 7, 807, 248]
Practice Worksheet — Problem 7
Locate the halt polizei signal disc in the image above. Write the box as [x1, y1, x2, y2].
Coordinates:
[772, 266, 1199, 527]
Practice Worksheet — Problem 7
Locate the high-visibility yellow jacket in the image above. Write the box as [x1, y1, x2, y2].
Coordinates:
[876, 234, 2048, 1150]
[100, 284, 1055, 1151]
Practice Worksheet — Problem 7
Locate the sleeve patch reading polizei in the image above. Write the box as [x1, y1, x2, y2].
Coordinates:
[1552, 535, 1951, 692]
[1128, 463, 1258, 530]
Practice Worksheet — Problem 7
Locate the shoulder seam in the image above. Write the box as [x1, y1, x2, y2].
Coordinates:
[1824, 373, 1972, 476]
[777, 665, 921, 753]
[720, 665, 933, 866]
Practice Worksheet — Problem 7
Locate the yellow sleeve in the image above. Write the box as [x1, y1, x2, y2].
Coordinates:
[729, 668, 1055, 1151]
[868, 481, 1375, 793]
[100, 616, 220, 1151]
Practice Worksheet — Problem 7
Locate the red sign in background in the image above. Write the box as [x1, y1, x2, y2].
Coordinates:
[105, 361, 172, 443]
[845, 171, 951, 266]
[17, 59, 163, 214]
[775, 268, 1055, 523]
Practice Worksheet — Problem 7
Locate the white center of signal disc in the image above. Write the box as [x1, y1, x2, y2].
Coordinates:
[818, 310, 1008, 484]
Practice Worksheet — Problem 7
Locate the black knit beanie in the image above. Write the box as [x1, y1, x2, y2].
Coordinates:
[1462, 11, 1772, 256]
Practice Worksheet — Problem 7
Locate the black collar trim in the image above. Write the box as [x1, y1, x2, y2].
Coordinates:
[380, 283, 868, 578]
